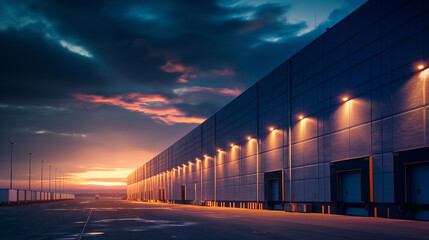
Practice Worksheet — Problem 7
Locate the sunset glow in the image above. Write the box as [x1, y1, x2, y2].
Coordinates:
[0, 0, 367, 196]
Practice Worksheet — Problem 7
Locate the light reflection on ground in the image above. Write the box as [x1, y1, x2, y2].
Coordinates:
[86, 232, 104, 235]
[79, 217, 197, 233]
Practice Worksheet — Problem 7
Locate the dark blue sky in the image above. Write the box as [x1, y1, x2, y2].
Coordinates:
[0, 0, 366, 191]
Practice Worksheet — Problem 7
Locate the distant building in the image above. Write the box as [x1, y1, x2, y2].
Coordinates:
[128, 0, 429, 220]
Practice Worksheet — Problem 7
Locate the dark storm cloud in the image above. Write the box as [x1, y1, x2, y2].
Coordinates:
[0, 0, 366, 190]
[0, 0, 367, 134]
[0, 0, 363, 112]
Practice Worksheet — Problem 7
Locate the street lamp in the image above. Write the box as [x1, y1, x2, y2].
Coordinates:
[41, 161, 44, 192]
[59, 171, 61, 194]
[49, 165, 51, 193]
[55, 168, 57, 193]
[28, 153, 32, 190]
[9, 142, 16, 189]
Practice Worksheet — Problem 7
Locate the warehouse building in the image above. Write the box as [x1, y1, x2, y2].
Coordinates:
[127, 0, 429, 220]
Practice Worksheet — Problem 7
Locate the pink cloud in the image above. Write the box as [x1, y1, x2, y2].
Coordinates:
[160, 59, 236, 83]
[74, 93, 205, 125]
[173, 86, 242, 96]
[160, 61, 190, 73]
[177, 78, 189, 83]
[160, 61, 196, 83]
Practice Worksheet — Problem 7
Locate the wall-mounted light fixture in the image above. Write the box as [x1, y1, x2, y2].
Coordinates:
[342, 97, 349, 102]
[298, 115, 304, 120]
[418, 64, 425, 70]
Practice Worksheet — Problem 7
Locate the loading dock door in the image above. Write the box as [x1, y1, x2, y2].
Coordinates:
[264, 170, 283, 210]
[339, 171, 361, 203]
[331, 157, 371, 217]
[339, 170, 367, 216]
[268, 179, 280, 202]
[409, 162, 429, 220]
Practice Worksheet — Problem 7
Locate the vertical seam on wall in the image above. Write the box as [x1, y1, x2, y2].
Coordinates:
[423, 8, 426, 146]
[256, 82, 260, 203]
[348, 21, 351, 161]
[288, 60, 293, 203]
[214, 115, 217, 203]
[379, 4, 384, 202]
[201, 123, 203, 201]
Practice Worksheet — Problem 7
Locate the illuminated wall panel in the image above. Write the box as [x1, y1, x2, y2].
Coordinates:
[127, 1, 429, 219]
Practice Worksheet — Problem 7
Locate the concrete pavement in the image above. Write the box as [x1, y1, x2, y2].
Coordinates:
[0, 199, 428, 239]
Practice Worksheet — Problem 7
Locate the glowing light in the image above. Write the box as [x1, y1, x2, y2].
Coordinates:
[342, 97, 349, 102]
[204, 154, 209, 158]
[217, 149, 223, 153]
[269, 127, 275, 132]
[87, 232, 104, 235]
[82, 182, 126, 186]
[188, 161, 192, 164]
[195, 158, 200, 161]
[298, 115, 304, 120]
[230, 144, 235, 147]
[247, 136, 252, 140]
[418, 64, 425, 70]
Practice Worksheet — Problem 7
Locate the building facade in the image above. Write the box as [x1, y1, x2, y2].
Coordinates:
[127, 0, 429, 220]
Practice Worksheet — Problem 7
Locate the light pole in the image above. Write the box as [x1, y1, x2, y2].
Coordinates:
[248, 136, 259, 207]
[196, 158, 202, 202]
[213, 152, 219, 205]
[214, 153, 217, 205]
[54, 168, 57, 193]
[9, 142, 16, 189]
[28, 153, 32, 190]
[41, 161, 44, 192]
[62, 172, 65, 194]
[59, 171, 62, 194]
[49, 165, 51, 193]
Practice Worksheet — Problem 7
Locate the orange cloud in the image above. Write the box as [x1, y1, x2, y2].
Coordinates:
[173, 86, 242, 96]
[161, 60, 196, 83]
[74, 93, 205, 125]
[160, 60, 192, 73]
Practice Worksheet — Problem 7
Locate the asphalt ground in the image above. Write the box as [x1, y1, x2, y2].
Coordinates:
[0, 199, 428, 240]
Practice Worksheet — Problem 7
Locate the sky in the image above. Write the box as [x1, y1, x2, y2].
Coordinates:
[0, 0, 366, 193]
